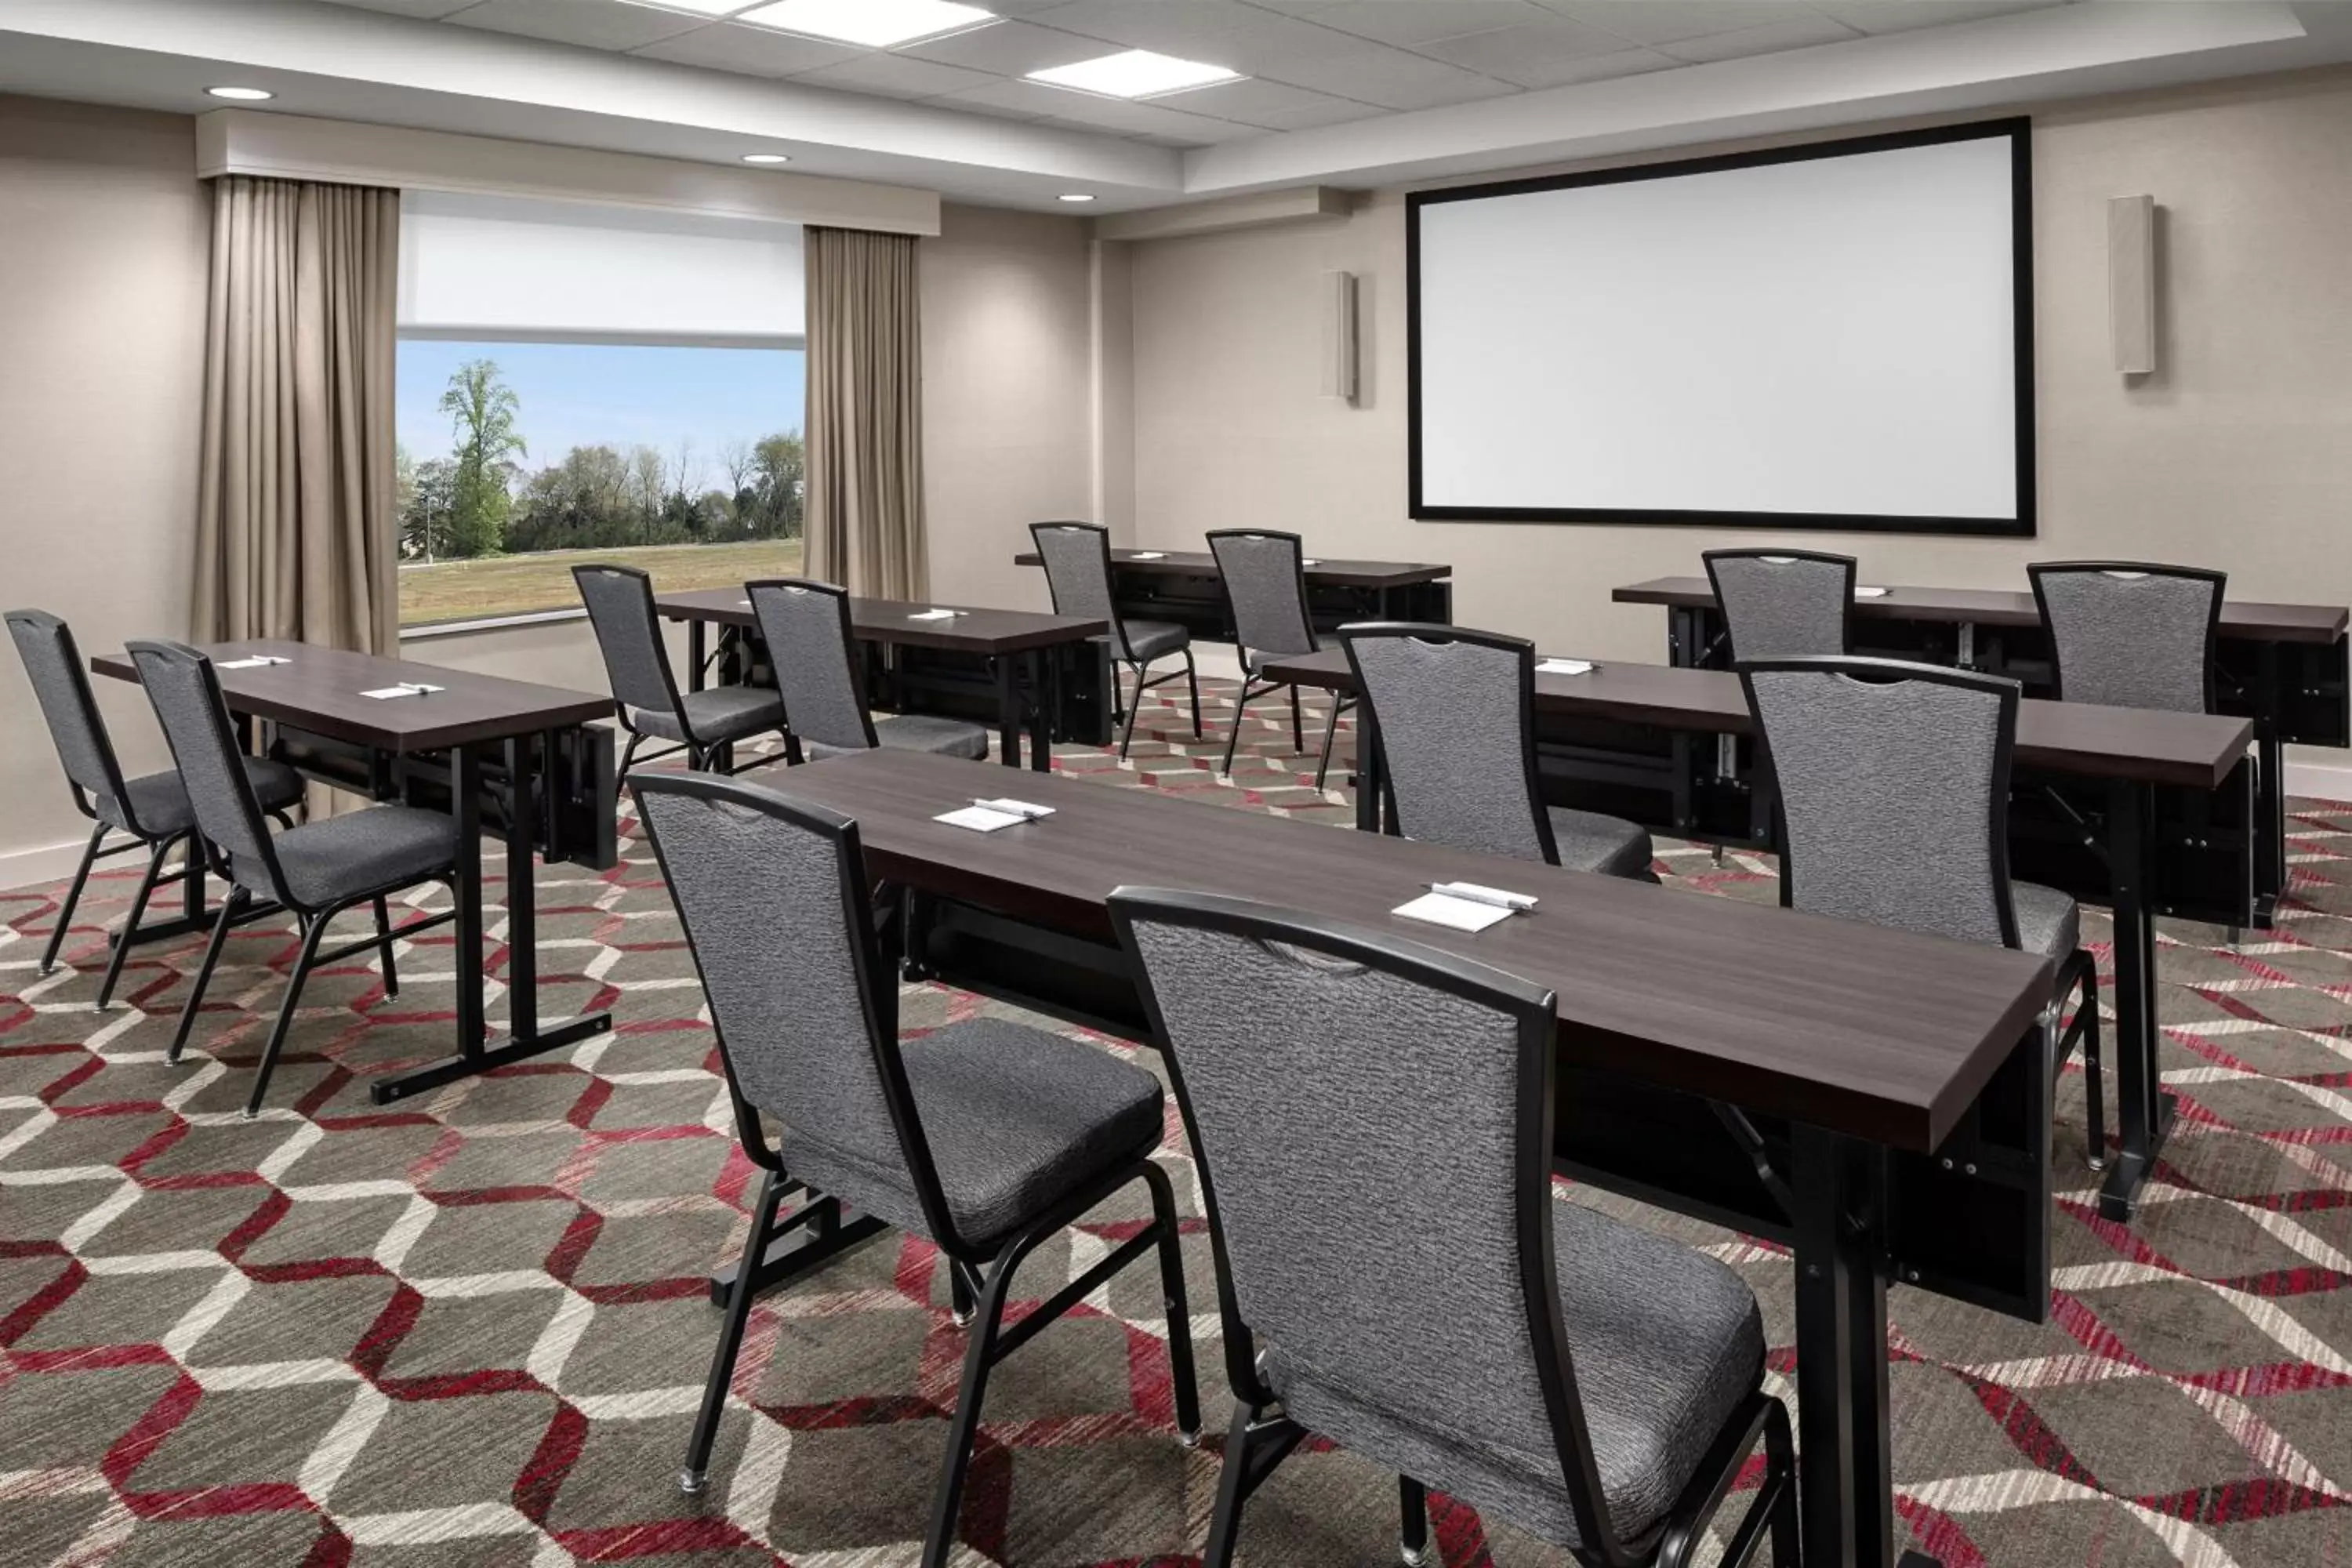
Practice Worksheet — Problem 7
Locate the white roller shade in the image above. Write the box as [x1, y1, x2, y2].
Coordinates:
[397, 191, 804, 346]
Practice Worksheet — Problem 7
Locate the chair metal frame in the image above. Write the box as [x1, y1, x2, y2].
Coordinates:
[126, 641, 461, 1120]
[1204, 528, 1354, 785]
[1700, 548, 1859, 660]
[572, 562, 775, 775]
[1107, 887, 1798, 1568]
[628, 771, 1201, 1567]
[1737, 653, 2107, 1170]
[1029, 521, 1202, 760]
[746, 576, 882, 765]
[5, 609, 298, 1009]
[2027, 560, 2227, 713]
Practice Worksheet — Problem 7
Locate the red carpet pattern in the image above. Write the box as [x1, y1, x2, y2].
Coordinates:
[3, 678, 2350, 1566]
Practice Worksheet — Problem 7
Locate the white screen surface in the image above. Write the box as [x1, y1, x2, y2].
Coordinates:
[1412, 132, 2024, 526]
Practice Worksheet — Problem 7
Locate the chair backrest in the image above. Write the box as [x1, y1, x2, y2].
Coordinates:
[572, 564, 685, 724]
[2029, 561, 2223, 714]
[5, 609, 135, 829]
[1739, 655, 2021, 949]
[1109, 887, 1621, 1551]
[1703, 549, 1855, 660]
[1341, 623, 1555, 866]
[628, 771, 960, 1245]
[747, 578, 877, 754]
[1029, 521, 1131, 660]
[124, 641, 289, 903]
[1207, 529, 1316, 666]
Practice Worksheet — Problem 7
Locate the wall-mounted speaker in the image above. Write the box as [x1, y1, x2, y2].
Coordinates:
[1321, 270, 1359, 405]
[2108, 194, 2156, 376]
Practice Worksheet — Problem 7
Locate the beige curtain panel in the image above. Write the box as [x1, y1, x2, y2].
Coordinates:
[193, 176, 401, 655]
[804, 226, 927, 600]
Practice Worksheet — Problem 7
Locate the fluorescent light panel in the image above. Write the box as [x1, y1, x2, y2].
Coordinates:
[620, 1, 757, 16]
[206, 85, 274, 100]
[1027, 49, 1240, 99]
[734, 0, 995, 48]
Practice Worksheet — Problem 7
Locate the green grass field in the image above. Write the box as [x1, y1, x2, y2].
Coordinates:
[399, 539, 805, 625]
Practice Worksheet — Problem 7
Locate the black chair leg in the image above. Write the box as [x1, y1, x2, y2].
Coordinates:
[1203, 1404, 1278, 1568]
[1401, 1475, 1431, 1566]
[373, 895, 400, 1000]
[244, 913, 328, 1119]
[1219, 680, 1259, 776]
[40, 824, 108, 975]
[1766, 1398, 1799, 1568]
[1315, 697, 1345, 792]
[1141, 1159, 1202, 1443]
[922, 1239, 1019, 1568]
[2078, 960, 2106, 1172]
[1288, 684, 1305, 753]
[618, 731, 644, 779]
[1118, 662, 1146, 760]
[948, 1258, 976, 1327]
[680, 1166, 788, 1496]
[94, 834, 173, 1011]
[169, 891, 245, 1065]
[1182, 648, 1203, 739]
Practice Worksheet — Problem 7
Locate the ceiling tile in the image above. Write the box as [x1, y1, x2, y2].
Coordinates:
[444, 0, 707, 50]
[628, 19, 865, 73]
[898, 17, 1111, 73]
[1657, 13, 1859, 63]
[1485, 42, 1679, 91]
[1161, 74, 1379, 129]
[1022, 0, 1306, 58]
[318, 0, 481, 16]
[942, 75, 1243, 141]
[792, 53, 1001, 97]
[1308, 1, 1554, 47]
[1420, 16, 1632, 75]
[1264, 42, 1520, 111]
[1544, 2, 1821, 46]
[1817, 1, 2066, 35]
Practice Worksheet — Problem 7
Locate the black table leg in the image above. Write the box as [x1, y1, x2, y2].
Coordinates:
[2100, 779, 2176, 1221]
[1352, 698, 1383, 833]
[688, 620, 706, 693]
[1791, 1124, 1922, 1568]
[995, 655, 1023, 768]
[1025, 648, 1051, 774]
[370, 737, 612, 1105]
[2252, 711, 2285, 927]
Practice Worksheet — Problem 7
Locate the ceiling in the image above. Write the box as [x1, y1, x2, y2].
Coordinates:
[2, 2, 2349, 212]
[318, 1, 2080, 150]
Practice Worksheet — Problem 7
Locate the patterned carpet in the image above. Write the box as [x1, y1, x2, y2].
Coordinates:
[5, 677, 2352, 1567]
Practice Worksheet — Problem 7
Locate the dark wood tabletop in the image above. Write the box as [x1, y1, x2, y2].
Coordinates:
[1012, 546, 1453, 591]
[1260, 647, 2255, 790]
[89, 639, 613, 754]
[757, 749, 2052, 1152]
[1613, 575, 2350, 644]
[656, 588, 1106, 655]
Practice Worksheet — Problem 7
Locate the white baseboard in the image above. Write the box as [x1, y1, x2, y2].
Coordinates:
[0, 833, 98, 895]
[2286, 756, 2352, 804]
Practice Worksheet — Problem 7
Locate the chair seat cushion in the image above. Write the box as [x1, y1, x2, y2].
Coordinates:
[780, 1019, 1164, 1248]
[2014, 880, 2079, 961]
[260, 805, 461, 909]
[101, 757, 305, 837]
[1266, 1198, 1764, 1551]
[805, 713, 991, 763]
[1546, 807, 1655, 881]
[1098, 619, 1189, 664]
[628, 686, 783, 746]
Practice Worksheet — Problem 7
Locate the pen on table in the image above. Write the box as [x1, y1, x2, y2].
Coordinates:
[1424, 882, 1526, 910]
[971, 798, 1047, 818]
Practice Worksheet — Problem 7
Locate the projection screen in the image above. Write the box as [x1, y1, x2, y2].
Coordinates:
[1407, 121, 2034, 535]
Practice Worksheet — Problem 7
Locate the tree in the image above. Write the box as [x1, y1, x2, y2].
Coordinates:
[750, 432, 806, 539]
[399, 457, 459, 562]
[437, 359, 527, 557]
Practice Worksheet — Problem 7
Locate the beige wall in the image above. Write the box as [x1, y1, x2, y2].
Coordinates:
[0, 96, 211, 885]
[920, 201, 1099, 615]
[1121, 69, 2352, 715]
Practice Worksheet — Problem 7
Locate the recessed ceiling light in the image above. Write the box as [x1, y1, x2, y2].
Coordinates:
[619, 1, 760, 15]
[1027, 49, 1241, 100]
[741, 153, 792, 165]
[734, 0, 994, 49]
[1058, 193, 1095, 203]
[205, 85, 274, 102]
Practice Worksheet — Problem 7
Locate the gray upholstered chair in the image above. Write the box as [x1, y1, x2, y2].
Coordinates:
[1340, 624, 1657, 882]
[630, 771, 1199, 1566]
[2029, 561, 2225, 713]
[1029, 521, 1200, 760]
[1109, 887, 1797, 1568]
[126, 641, 462, 1119]
[6, 610, 305, 1007]
[1205, 528, 1353, 785]
[1702, 548, 1856, 660]
[1739, 655, 2107, 1168]
[744, 578, 988, 764]
[573, 563, 782, 773]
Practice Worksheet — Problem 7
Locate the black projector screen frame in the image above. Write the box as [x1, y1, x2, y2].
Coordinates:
[1405, 118, 2037, 537]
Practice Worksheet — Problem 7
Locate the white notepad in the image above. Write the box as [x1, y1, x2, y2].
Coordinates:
[1537, 658, 1595, 676]
[1302, 557, 1323, 567]
[1131, 550, 1167, 560]
[1855, 586, 1889, 599]
[219, 655, 290, 670]
[908, 608, 963, 621]
[1393, 892, 1514, 933]
[361, 682, 444, 700]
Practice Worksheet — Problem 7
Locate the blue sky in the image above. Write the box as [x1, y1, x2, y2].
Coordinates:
[396, 339, 805, 492]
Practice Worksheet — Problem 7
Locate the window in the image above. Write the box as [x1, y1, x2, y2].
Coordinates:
[393, 193, 808, 627]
